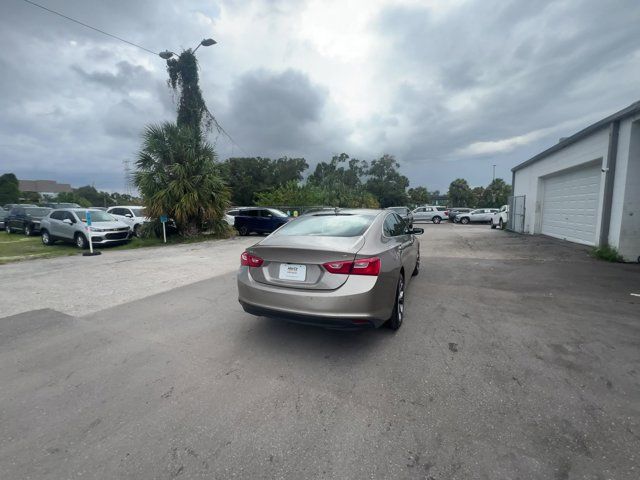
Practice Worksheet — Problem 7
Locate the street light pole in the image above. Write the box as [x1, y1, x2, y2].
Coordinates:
[492, 164, 496, 182]
[159, 38, 217, 60]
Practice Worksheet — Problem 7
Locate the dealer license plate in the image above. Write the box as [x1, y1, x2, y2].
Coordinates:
[278, 263, 306, 281]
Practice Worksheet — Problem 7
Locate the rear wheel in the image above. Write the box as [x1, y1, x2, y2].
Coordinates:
[432, 216, 441, 224]
[24, 224, 33, 236]
[133, 224, 141, 237]
[75, 233, 88, 249]
[491, 222, 497, 229]
[460, 217, 469, 224]
[499, 219, 504, 229]
[386, 274, 405, 331]
[238, 225, 249, 236]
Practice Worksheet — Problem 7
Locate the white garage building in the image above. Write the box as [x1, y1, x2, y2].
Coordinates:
[511, 100, 640, 262]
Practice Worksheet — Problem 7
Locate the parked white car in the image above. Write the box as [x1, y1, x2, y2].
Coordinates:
[412, 205, 449, 224]
[106, 206, 150, 237]
[455, 208, 499, 224]
[491, 205, 509, 229]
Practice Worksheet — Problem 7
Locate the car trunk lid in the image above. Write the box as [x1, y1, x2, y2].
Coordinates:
[247, 235, 365, 290]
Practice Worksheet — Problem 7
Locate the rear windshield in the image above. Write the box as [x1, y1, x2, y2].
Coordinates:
[25, 208, 51, 216]
[74, 210, 116, 223]
[275, 214, 376, 237]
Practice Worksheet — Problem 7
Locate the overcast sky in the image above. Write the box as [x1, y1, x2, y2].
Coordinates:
[1, 0, 639, 193]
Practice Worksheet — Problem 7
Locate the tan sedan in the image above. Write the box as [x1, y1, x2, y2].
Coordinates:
[237, 209, 422, 330]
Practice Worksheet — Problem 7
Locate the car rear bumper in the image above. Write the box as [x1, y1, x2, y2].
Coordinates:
[237, 267, 396, 328]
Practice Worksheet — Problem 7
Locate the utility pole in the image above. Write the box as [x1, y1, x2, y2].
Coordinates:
[492, 164, 496, 182]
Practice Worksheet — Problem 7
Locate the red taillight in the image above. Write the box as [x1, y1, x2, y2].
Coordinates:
[241, 251, 264, 267]
[322, 257, 380, 276]
[444, 210, 449, 216]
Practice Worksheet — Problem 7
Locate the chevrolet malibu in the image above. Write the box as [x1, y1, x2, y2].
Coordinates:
[237, 209, 423, 330]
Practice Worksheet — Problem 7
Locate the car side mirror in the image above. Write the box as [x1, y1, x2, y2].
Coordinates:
[125, 213, 133, 218]
[63, 219, 73, 225]
[411, 227, 424, 235]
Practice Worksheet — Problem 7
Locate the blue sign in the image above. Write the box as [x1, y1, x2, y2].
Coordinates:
[160, 215, 168, 223]
[86, 210, 92, 226]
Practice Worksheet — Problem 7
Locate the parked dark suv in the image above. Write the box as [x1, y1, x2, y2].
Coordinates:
[233, 208, 290, 236]
[5, 206, 52, 235]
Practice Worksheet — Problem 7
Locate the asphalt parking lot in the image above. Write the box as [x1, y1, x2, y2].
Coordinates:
[1, 224, 639, 479]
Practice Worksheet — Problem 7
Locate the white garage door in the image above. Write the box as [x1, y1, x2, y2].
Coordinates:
[541, 163, 602, 245]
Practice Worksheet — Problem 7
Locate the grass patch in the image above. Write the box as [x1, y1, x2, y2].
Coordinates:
[591, 244, 623, 262]
[0, 231, 231, 265]
[0, 234, 77, 264]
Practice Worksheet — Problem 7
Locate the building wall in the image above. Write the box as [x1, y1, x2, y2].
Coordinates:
[617, 118, 640, 261]
[513, 127, 610, 238]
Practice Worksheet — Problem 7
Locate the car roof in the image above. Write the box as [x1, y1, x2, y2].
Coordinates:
[108, 205, 142, 209]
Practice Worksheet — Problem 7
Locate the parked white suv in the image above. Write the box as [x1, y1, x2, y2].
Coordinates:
[491, 205, 509, 229]
[412, 206, 449, 224]
[455, 208, 499, 224]
[40, 209, 131, 249]
[106, 206, 150, 237]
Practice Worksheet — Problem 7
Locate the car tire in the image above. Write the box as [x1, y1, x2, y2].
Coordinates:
[25, 224, 32, 236]
[491, 222, 497, 229]
[432, 216, 441, 224]
[6, 225, 12, 234]
[41, 229, 54, 246]
[499, 219, 504, 229]
[133, 224, 141, 237]
[75, 233, 88, 249]
[386, 274, 405, 331]
[412, 252, 420, 277]
[460, 217, 469, 224]
[238, 225, 249, 236]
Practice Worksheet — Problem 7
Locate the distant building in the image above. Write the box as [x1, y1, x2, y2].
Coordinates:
[19, 179, 72, 197]
[430, 195, 448, 206]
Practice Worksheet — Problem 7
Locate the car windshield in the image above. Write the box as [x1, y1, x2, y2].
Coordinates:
[75, 210, 116, 222]
[275, 214, 376, 237]
[268, 209, 288, 218]
[131, 208, 146, 217]
[25, 208, 51, 216]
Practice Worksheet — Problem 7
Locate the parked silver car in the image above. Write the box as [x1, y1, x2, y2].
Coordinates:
[412, 205, 449, 224]
[40, 209, 131, 249]
[455, 208, 499, 224]
[237, 209, 423, 330]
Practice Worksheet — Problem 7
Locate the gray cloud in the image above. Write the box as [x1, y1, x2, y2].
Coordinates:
[224, 69, 334, 156]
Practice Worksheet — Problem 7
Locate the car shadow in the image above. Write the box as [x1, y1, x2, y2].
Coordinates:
[238, 315, 393, 364]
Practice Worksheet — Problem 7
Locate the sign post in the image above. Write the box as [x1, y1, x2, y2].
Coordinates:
[160, 215, 168, 243]
[82, 210, 101, 256]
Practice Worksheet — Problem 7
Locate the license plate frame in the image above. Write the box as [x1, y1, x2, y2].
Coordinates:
[278, 263, 306, 282]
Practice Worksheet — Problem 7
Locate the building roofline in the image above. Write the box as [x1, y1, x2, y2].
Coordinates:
[511, 100, 640, 173]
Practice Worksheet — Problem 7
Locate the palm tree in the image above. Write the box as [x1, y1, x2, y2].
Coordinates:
[133, 122, 229, 235]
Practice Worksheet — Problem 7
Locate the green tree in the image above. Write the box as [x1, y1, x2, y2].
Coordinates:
[0, 173, 20, 204]
[471, 186, 485, 207]
[134, 122, 230, 235]
[481, 178, 512, 208]
[166, 50, 213, 136]
[56, 191, 92, 207]
[220, 157, 308, 206]
[255, 181, 378, 209]
[407, 186, 430, 206]
[448, 178, 473, 207]
[365, 154, 409, 207]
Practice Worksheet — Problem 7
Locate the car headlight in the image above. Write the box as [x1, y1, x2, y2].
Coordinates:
[91, 228, 105, 232]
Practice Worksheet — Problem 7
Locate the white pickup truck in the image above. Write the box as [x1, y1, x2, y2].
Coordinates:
[491, 205, 509, 229]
